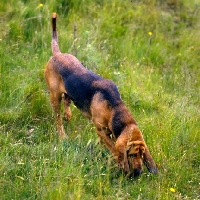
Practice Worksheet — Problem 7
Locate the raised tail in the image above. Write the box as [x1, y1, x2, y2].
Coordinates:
[52, 13, 60, 55]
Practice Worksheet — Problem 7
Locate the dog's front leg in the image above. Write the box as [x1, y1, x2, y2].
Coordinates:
[95, 128, 120, 164]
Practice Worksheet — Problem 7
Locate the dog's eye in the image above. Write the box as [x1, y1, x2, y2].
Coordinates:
[131, 153, 138, 158]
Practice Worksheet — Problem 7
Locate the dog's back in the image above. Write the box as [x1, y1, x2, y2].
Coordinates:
[49, 13, 125, 120]
[47, 13, 137, 139]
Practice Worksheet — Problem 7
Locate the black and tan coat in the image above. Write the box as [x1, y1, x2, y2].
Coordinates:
[44, 13, 158, 177]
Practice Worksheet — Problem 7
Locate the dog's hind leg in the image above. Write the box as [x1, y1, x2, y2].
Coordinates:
[50, 91, 66, 139]
[45, 62, 67, 139]
[62, 93, 72, 122]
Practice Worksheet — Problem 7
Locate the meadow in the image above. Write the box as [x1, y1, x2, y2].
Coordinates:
[0, 0, 199, 199]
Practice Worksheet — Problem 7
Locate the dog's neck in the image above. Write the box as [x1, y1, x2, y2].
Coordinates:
[111, 103, 137, 139]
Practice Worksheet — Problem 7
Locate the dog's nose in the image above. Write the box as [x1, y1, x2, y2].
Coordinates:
[133, 169, 142, 177]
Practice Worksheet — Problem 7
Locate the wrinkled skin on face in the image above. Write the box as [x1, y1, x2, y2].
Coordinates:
[115, 125, 158, 177]
[126, 141, 146, 177]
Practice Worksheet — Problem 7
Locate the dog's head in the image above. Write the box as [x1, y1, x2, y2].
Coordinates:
[115, 125, 158, 177]
[125, 140, 145, 177]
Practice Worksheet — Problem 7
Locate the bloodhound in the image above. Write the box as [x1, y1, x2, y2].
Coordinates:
[44, 13, 158, 177]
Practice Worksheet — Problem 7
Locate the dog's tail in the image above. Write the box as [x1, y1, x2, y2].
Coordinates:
[52, 13, 60, 55]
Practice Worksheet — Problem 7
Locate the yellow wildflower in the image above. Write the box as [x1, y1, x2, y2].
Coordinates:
[39, 3, 43, 7]
[148, 31, 153, 36]
[170, 188, 176, 193]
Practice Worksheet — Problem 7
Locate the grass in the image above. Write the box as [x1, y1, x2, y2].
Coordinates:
[0, 0, 200, 199]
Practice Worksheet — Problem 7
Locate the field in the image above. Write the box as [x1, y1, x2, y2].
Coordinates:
[0, 0, 200, 199]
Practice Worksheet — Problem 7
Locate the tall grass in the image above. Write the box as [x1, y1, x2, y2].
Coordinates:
[0, 0, 200, 199]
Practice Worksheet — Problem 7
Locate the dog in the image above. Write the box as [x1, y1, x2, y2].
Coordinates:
[44, 13, 158, 177]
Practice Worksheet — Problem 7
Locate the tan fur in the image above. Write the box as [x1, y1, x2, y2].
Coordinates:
[44, 13, 158, 176]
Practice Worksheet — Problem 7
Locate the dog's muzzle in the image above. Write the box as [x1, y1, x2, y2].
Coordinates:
[133, 168, 143, 177]
[127, 152, 144, 178]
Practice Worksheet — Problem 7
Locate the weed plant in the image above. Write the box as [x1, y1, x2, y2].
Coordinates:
[0, 0, 199, 199]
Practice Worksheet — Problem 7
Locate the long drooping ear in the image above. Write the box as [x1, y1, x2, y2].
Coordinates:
[143, 146, 158, 174]
[123, 149, 130, 173]
[115, 134, 130, 173]
[115, 145, 130, 173]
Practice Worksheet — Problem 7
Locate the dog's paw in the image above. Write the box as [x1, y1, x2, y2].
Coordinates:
[64, 109, 72, 122]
